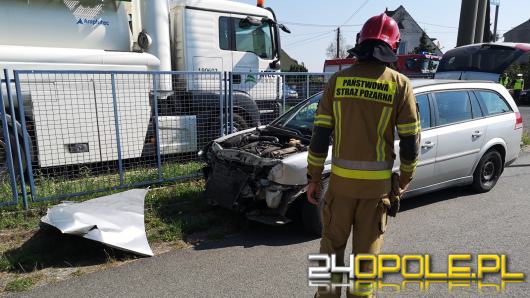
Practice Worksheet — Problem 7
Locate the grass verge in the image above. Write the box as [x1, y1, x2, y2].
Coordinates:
[0, 178, 243, 294]
[5, 277, 35, 293]
[522, 131, 530, 146]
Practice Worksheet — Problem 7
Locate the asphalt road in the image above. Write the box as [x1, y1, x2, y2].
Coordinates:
[13, 153, 530, 298]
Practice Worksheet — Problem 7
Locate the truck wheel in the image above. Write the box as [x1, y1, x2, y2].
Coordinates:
[0, 128, 27, 183]
[472, 150, 503, 193]
[302, 178, 329, 237]
[0, 134, 8, 183]
[232, 114, 249, 132]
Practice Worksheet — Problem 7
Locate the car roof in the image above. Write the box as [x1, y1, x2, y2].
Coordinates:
[411, 79, 494, 89]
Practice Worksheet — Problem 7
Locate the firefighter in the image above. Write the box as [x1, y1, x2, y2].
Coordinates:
[514, 74, 525, 102]
[500, 74, 509, 87]
[307, 13, 420, 298]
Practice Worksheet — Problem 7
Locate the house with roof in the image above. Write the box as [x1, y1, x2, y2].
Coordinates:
[503, 19, 530, 43]
[385, 6, 443, 56]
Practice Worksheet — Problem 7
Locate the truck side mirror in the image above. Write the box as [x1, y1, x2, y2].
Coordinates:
[270, 60, 281, 70]
[279, 24, 291, 34]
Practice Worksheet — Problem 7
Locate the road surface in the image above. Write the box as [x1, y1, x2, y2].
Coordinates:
[13, 153, 530, 298]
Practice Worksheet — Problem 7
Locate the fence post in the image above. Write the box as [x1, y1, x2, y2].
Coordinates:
[228, 72, 234, 134]
[0, 74, 19, 206]
[11, 71, 33, 208]
[110, 74, 124, 186]
[306, 74, 310, 99]
[152, 73, 162, 180]
[282, 74, 286, 114]
[219, 72, 224, 137]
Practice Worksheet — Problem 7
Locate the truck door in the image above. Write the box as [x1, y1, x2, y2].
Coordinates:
[184, 8, 230, 90]
[230, 15, 278, 101]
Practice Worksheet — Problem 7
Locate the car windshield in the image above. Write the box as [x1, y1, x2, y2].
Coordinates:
[270, 93, 322, 136]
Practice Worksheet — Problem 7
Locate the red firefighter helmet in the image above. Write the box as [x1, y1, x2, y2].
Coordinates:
[358, 13, 401, 50]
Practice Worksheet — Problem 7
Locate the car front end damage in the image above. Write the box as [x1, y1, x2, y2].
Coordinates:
[201, 126, 311, 225]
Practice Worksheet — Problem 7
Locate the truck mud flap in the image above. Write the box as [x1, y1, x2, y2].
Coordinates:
[204, 163, 249, 209]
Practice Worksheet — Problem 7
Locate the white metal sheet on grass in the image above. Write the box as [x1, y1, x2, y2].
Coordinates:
[41, 189, 153, 257]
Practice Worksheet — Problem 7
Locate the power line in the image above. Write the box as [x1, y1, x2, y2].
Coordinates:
[280, 21, 362, 28]
[340, 0, 371, 27]
[287, 34, 334, 48]
[288, 30, 332, 37]
[418, 21, 458, 29]
[285, 31, 335, 47]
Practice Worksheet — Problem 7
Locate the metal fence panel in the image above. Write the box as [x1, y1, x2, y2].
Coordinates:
[13, 70, 223, 203]
[2, 69, 337, 208]
[227, 72, 333, 133]
[0, 74, 19, 207]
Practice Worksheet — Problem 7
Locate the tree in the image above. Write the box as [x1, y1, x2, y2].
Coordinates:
[286, 62, 308, 86]
[413, 32, 436, 54]
[325, 32, 353, 59]
[288, 62, 308, 73]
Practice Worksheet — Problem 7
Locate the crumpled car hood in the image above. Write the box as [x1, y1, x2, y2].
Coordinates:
[41, 189, 153, 257]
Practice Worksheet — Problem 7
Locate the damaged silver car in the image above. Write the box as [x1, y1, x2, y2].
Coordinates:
[202, 80, 523, 235]
[202, 94, 324, 230]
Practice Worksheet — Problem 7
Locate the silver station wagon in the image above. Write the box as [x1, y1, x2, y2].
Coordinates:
[202, 80, 524, 235]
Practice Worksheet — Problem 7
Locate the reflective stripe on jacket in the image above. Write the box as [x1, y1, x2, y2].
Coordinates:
[307, 62, 420, 198]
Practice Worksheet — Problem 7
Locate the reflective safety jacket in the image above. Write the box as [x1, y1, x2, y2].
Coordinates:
[307, 62, 420, 198]
[500, 77, 509, 87]
[514, 79, 524, 91]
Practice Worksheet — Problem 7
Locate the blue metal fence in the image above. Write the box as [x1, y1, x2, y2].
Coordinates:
[0, 69, 336, 209]
[0, 72, 20, 207]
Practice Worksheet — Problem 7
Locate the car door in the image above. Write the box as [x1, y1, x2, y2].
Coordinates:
[432, 90, 488, 183]
[394, 93, 438, 191]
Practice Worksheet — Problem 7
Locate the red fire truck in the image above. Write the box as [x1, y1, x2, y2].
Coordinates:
[324, 53, 441, 78]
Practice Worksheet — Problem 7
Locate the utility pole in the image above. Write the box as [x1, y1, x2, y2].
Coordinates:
[457, 0, 480, 47]
[474, 0, 487, 43]
[492, 0, 500, 41]
[336, 27, 341, 58]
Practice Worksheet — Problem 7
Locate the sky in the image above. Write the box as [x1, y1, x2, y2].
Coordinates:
[235, 0, 530, 71]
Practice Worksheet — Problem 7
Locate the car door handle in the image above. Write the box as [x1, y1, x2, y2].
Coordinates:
[421, 141, 435, 149]
[472, 131, 483, 138]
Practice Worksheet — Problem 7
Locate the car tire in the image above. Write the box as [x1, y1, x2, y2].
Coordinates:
[472, 150, 503, 193]
[302, 178, 329, 237]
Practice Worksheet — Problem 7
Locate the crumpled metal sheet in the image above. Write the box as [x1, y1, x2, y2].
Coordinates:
[41, 189, 153, 257]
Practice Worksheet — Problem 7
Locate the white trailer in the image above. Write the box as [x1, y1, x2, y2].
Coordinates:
[0, 0, 289, 170]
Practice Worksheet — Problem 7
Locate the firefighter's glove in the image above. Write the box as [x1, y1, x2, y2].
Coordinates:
[388, 173, 401, 217]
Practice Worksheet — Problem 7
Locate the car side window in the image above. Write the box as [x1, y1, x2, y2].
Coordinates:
[475, 91, 512, 116]
[435, 91, 473, 126]
[416, 94, 431, 129]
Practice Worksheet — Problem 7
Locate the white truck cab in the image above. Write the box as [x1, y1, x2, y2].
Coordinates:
[0, 0, 289, 170]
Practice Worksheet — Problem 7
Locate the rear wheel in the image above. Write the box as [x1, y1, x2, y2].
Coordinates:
[302, 178, 329, 237]
[472, 150, 503, 193]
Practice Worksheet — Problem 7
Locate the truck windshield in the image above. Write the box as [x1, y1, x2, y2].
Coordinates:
[235, 19, 274, 59]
